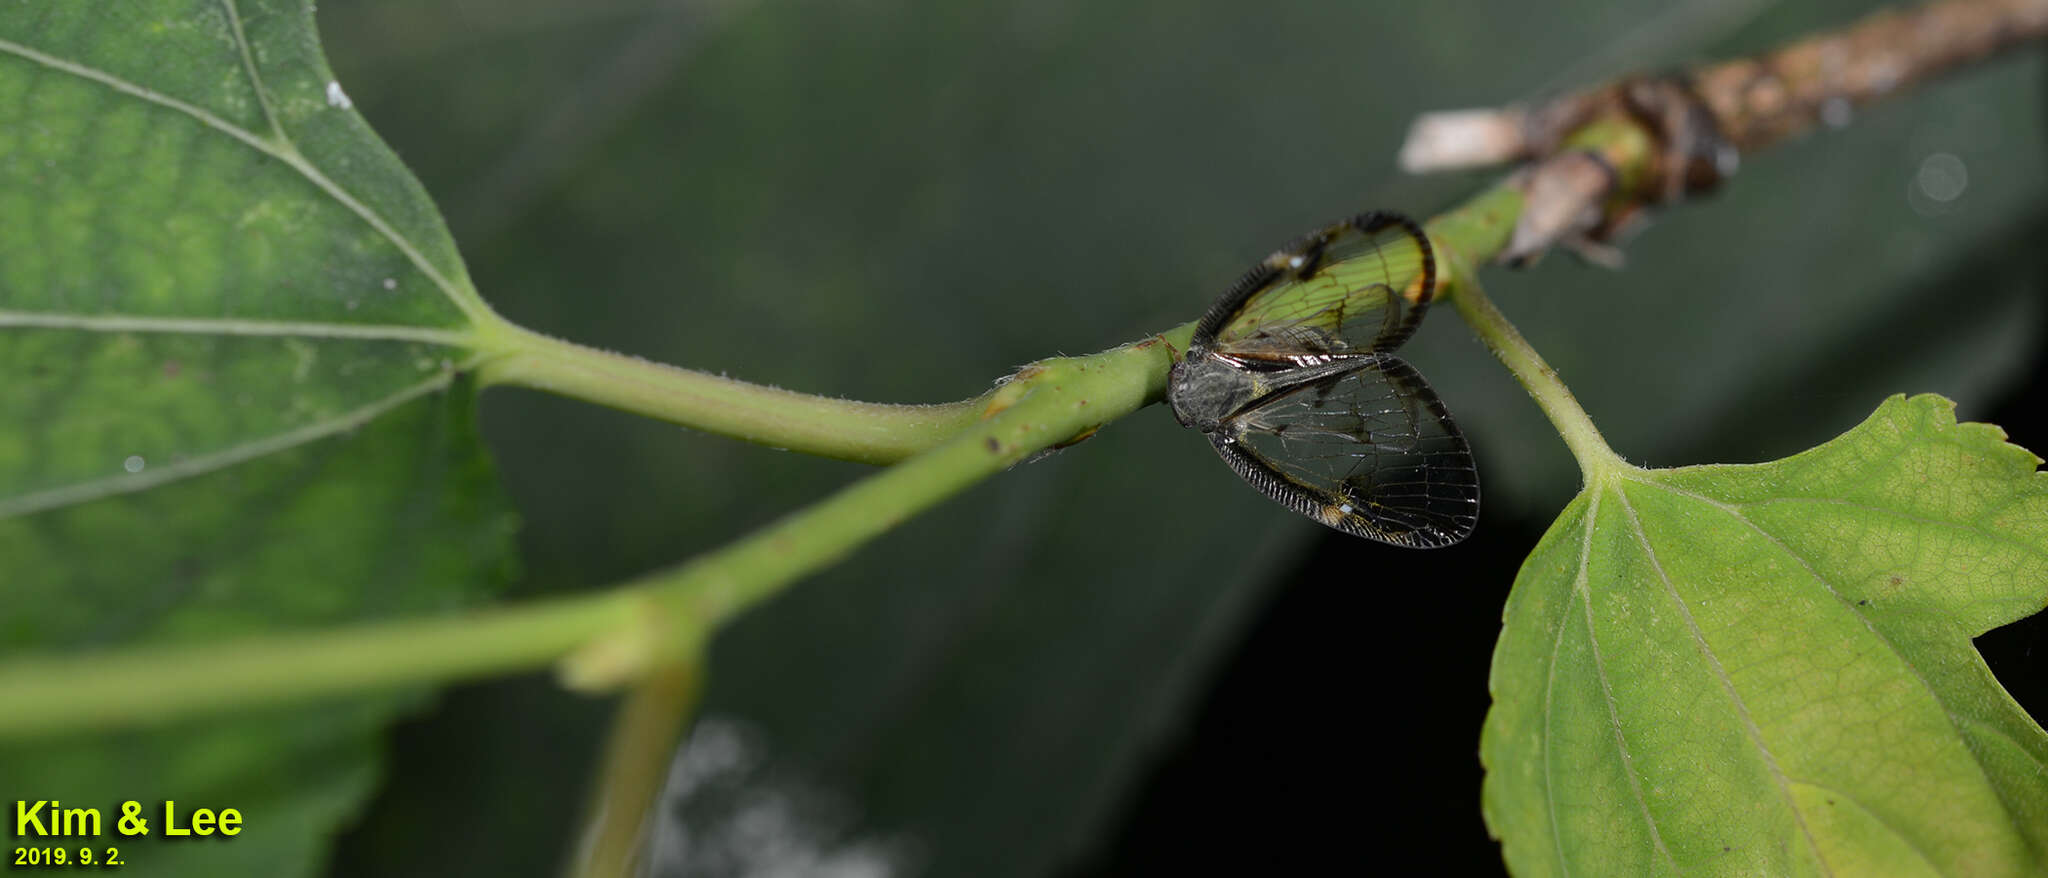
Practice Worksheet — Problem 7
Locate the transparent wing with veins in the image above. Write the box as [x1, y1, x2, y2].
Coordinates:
[1203, 214, 1436, 364]
[1220, 355, 1477, 547]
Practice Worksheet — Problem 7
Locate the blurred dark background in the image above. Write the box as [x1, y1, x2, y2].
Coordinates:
[315, 0, 2047, 875]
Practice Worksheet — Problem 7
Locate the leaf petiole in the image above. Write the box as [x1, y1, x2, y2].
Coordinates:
[1433, 241, 1629, 483]
[466, 315, 993, 465]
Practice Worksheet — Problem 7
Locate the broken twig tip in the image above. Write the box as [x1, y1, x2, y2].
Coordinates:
[1398, 107, 1532, 174]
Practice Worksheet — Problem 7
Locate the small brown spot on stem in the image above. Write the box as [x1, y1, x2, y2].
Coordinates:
[1050, 424, 1101, 450]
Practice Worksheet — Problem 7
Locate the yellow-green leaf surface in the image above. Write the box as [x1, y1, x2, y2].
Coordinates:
[0, 1, 514, 874]
[1484, 395, 2048, 876]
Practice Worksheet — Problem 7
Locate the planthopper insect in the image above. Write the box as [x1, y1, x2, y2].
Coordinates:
[1167, 211, 1479, 548]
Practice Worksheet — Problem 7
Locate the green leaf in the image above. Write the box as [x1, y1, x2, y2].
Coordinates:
[1483, 394, 2048, 876]
[0, 1, 514, 874]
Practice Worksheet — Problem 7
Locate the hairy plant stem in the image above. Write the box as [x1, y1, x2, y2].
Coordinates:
[560, 329, 1190, 688]
[1435, 244, 1626, 482]
[0, 592, 640, 737]
[469, 318, 990, 465]
[570, 662, 702, 878]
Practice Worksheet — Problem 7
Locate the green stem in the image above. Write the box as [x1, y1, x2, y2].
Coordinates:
[1424, 180, 1522, 266]
[467, 316, 988, 465]
[0, 593, 639, 738]
[0, 333, 1183, 738]
[561, 332, 1182, 688]
[569, 662, 702, 878]
[1435, 244, 1626, 480]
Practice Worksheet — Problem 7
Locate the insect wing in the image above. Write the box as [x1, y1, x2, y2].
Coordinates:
[1197, 212, 1436, 361]
[1213, 355, 1477, 547]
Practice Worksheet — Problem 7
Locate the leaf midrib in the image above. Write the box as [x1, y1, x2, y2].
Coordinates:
[1611, 479, 1835, 876]
[1570, 485, 1679, 873]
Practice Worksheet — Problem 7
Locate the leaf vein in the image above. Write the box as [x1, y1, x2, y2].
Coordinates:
[1579, 484, 1679, 872]
[1786, 778, 1946, 874]
[0, 310, 472, 345]
[1747, 495, 2047, 560]
[1613, 484, 1834, 877]
[217, 0, 284, 140]
[0, 364, 469, 521]
[1630, 476, 2048, 862]
[0, 34, 493, 325]
[1540, 497, 1582, 878]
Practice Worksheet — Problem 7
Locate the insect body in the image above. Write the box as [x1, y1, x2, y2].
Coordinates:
[1167, 211, 1479, 548]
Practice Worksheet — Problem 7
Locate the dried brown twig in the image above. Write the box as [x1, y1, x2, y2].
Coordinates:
[1402, 0, 2048, 264]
